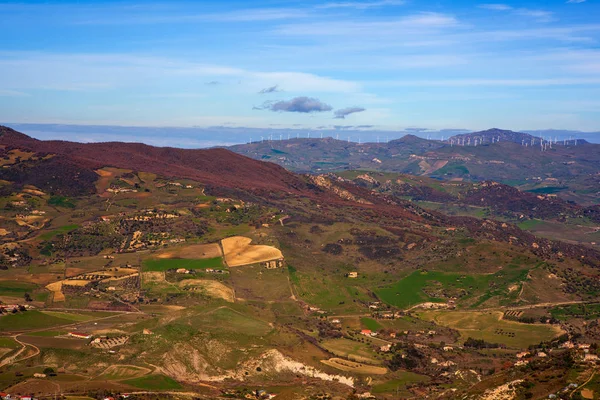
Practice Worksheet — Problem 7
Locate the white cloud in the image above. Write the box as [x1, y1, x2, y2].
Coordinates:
[275, 12, 460, 36]
[0, 89, 29, 97]
[76, 8, 311, 25]
[479, 4, 555, 22]
[514, 9, 555, 23]
[567, 0, 586, 3]
[0, 52, 361, 94]
[479, 4, 512, 11]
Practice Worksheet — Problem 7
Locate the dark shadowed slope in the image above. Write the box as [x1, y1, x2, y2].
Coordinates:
[0, 126, 309, 195]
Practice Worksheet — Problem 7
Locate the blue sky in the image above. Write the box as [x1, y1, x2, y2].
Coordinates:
[1, 0, 599, 136]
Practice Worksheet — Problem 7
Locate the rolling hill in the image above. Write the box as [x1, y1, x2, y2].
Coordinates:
[228, 128, 600, 205]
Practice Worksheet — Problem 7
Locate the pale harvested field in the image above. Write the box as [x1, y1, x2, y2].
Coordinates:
[22, 188, 46, 196]
[0, 229, 9, 236]
[142, 271, 165, 283]
[178, 279, 234, 302]
[157, 243, 222, 259]
[321, 358, 388, 375]
[100, 273, 139, 283]
[221, 236, 283, 267]
[62, 280, 92, 287]
[46, 281, 65, 302]
[581, 389, 594, 399]
[98, 364, 151, 380]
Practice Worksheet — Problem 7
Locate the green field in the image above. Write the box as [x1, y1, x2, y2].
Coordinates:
[517, 219, 545, 230]
[143, 257, 224, 271]
[419, 310, 562, 348]
[0, 337, 19, 349]
[375, 269, 528, 309]
[123, 374, 182, 390]
[321, 337, 381, 364]
[371, 372, 430, 394]
[361, 317, 383, 331]
[0, 281, 37, 297]
[550, 303, 600, 321]
[41, 311, 97, 322]
[27, 330, 67, 337]
[39, 224, 79, 240]
[0, 310, 73, 332]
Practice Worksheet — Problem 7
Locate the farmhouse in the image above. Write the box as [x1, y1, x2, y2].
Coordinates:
[347, 272, 358, 278]
[68, 332, 92, 339]
[380, 344, 392, 352]
[361, 329, 372, 336]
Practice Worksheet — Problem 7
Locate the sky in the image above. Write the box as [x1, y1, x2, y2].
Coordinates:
[1, 0, 599, 143]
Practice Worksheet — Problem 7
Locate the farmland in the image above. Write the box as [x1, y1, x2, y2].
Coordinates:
[221, 236, 283, 267]
[375, 268, 529, 309]
[418, 310, 563, 348]
[143, 257, 224, 271]
[1, 126, 600, 398]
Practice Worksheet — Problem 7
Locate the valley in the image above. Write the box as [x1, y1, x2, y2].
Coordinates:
[0, 126, 599, 399]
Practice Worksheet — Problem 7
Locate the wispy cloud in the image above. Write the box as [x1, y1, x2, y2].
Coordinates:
[479, 4, 555, 22]
[317, 1, 404, 10]
[275, 12, 460, 36]
[259, 85, 281, 94]
[0, 52, 361, 94]
[0, 89, 29, 97]
[256, 97, 333, 113]
[567, 0, 586, 3]
[76, 8, 311, 25]
[334, 107, 366, 118]
[515, 9, 555, 23]
[479, 4, 512, 11]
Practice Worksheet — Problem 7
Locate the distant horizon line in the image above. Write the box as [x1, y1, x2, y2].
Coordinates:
[3, 122, 598, 147]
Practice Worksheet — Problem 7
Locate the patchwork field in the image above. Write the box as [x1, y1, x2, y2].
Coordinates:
[376, 268, 529, 309]
[123, 374, 182, 390]
[321, 358, 388, 375]
[418, 310, 564, 348]
[156, 243, 222, 259]
[143, 257, 224, 271]
[177, 279, 234, 302]
[221, 236, 283, 267]
[321, 338, 381, 364]
[98, 365, 151, 380]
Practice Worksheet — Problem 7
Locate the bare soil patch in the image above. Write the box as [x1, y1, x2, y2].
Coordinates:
[321, 358, 388, 375]
[221, 236, 283, 267]
[157, 243, 222, 259]
[178, 279, 234, 302]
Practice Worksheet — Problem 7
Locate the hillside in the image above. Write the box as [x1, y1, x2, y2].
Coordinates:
[228, 128, 600, 205]
[2, 126, 600, 399]
[0, 125, 309, 196]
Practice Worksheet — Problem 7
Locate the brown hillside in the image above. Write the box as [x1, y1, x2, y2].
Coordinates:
[0, 126, 308, 195]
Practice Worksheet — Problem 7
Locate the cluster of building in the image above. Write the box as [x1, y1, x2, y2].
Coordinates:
[0, 393, 37, 400]
[0, 304, 32, 313]
[175, 268, 227, 275]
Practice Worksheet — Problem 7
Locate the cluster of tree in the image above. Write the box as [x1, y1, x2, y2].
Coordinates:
[463, 337, 504, 349]
[386, 344, 426, 371]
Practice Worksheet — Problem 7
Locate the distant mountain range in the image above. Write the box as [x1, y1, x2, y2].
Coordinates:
[448, 128, 588, 146]
[2, 123, 598, 147]
[228, 128, 600, 205]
